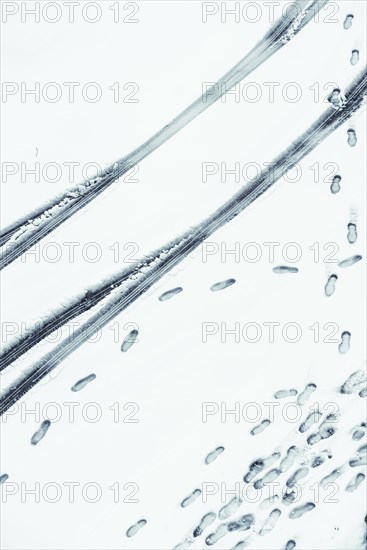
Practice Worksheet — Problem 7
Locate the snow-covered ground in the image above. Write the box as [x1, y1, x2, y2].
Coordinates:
[1, 1, 366, 549]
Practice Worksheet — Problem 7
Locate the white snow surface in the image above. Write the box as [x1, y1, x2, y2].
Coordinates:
[1, 2, 366, 549]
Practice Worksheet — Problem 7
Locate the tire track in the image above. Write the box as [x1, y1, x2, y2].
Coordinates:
[0, 0, 329, 269]
[1, 67, 366, 415]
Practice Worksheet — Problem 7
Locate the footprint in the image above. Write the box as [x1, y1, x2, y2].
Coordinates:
[325, 274, 337, 297]
[71, 373, 96, 392]
[312, 455, 325, 468]
[205, 524, 227, 546]
[219, 497, 242, 520]
[250, 419, 270, 436]
[280, 446, 298, 473]
[254, 469, 281, 490]
[282, 489, 298, 505]
[285, 541, 296, 550]
[181, 489, 201, 508]
[299, 411, 322, 433]
[350, 50, 359, 66]
[289, 502, 315, 519]
[210, 279, 236, 292]
[121, 329, 139, 352]
[352, 426, 365, 441]
[158, 287, 183, 302]
[227, 514, 255, 532]
[320, 467, 344, 488]
[274, 389, 297, 399]
[330, 175, 341, 194]
[349, 456, 367, 467]
[319, 414, 338, 439]
[193, 512, 216, 537]
[343, 14, 354, 29]
[307, 433, 321, 445]
[347, 128, 357, 147]
[345, 473, 365, 492]
[338, 255, 362, 268]
[259, 509, 281, 535]
[272, 266, 298, 274]
[205, 446, 224, 465]
[297, 383, 316, 406]
[347, 223, 358, 244]
[341, 370, 366, 394]
[31, 420, 51, 446]
[126, 519, 147, 538]
[286, 467, 309, 488]
[308, 415, 337, 445]
[352, 429, 365, 441]
[338, 331, 351, 354]
[328, 88, 345, 109]
[243, 452, 281, 482]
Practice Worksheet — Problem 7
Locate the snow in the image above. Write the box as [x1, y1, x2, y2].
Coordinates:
[1, 1, 366, 549]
